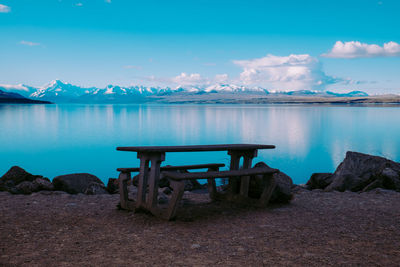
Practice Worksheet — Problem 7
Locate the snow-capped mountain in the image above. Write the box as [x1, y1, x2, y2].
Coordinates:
[31, 80, 96, 101]
[0, 79, 370, 103]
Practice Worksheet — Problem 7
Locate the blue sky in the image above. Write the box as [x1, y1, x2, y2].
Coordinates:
[0, 0, 399, 93]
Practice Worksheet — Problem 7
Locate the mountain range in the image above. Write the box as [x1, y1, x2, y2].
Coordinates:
[0, 80, 370, 104]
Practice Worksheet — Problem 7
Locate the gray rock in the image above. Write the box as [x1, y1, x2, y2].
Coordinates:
[306, 173, 333, 190]
[325, 151, 400, 192]
[248, 162, 293, 204]
[84, 182, 108, 195]
[0, 166, 44, 192]
[33, 177, 54, 191]
[53, 173, 105, 194]
[163, 187, 172, 195]
[380, 168, 400, 190]
[184, 179, 204, 191]
[0, 166, 42, 184]
[157, 192, 169, 204]
[15, 181, 39, 194]
[106, 178, 119, 194]
[270, 171, 294, 203]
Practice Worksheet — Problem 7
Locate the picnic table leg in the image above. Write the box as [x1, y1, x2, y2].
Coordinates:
[136, 154, 150, 210]
[258, 173, 276, 207]
[207, 166, 219, 201]
[227, 151, 241, 195]
[165, 180, 185, 220]
[118, 171, 131, 210]
[146, 152, 165, 210]
[239, 150, 257, 197]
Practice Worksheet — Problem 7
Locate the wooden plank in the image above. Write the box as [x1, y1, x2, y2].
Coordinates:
[163, 167, 279, 180]
[117, 144, 275, 153]
[228, 151, 241, 195]
[136, 158, 149, 209]
[117, 163, 225, 173]
[239, 154, 254, 197]
[118, 172, 131, 210]
[146, 154, 164, 210]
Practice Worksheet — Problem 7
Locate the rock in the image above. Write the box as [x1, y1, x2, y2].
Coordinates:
[33, 178, 54, 191]
[0, 166, 44, 192]
[15, 181, 39, 194]
[53, 173, 105, 194]
[270, 171, 294, 203]
[132, 174, 139, 187]
[106, 178, 119, 194]
[0, 180, 16, 192]
[0, 166, 42, 184]
[184, 179, 204, 191]
[159, 170, 205, 191]
[325, 151, 400, 192]
[157, 192, 169, 204]
[0, 166, 51, 194]
[163, 187, 172, 195]
[380, 168, 400, 190]
[84, 182, 108, 195]
[306, 173, 334, 190]
[248, 162, 293, 204]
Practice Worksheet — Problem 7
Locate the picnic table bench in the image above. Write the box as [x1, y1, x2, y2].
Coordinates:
[116, 144, 277, 220]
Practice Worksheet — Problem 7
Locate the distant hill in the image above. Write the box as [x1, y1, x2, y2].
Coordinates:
[0, 89, 51, 104]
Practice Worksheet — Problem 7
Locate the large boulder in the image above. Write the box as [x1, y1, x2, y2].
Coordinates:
[248, 162, 293, 204]
[306, 173, 334, 190]
[325, 151, 400, 192]
[53, 173, 107, 194]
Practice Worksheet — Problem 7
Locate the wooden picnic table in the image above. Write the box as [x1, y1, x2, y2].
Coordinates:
[116, 144, 276, 219]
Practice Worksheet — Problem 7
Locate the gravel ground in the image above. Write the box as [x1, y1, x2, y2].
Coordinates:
[1, 188, 400, 266]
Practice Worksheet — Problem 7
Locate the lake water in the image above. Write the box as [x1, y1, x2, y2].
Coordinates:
[1, 104, 399, 185]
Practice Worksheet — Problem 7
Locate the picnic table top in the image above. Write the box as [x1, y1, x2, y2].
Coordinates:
[116, 144, 275, 153]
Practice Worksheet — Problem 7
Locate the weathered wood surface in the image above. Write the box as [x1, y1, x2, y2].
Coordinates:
[162, 167, 279, 180]
[117, 163, 225, 173]
[117, 144, 275, 153]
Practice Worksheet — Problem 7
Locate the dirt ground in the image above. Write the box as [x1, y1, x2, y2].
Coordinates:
[1, 188, 400, 266]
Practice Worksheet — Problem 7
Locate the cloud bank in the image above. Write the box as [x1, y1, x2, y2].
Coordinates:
[0, 4, 10, 13]
[233, 54, 337, 91]
[322, 41, 400, 58]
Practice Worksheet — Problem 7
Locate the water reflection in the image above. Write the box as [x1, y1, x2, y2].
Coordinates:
[0, 104, 399, 184]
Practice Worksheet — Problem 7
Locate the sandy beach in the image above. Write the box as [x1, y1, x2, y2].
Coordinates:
[1, 188, 399, 266]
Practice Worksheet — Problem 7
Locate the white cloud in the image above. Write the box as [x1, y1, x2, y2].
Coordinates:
[0, 4, 10, 13]
[75, 3, 83, 7]
[0, 84, 29, 91]
[322, 41, 400, 58]
[172, 73, 207, 86]
[233, 54, 336, 91]
[20, 40, 40, 46]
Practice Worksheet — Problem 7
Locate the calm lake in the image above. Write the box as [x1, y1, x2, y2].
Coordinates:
[1, 104, 399, 185]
